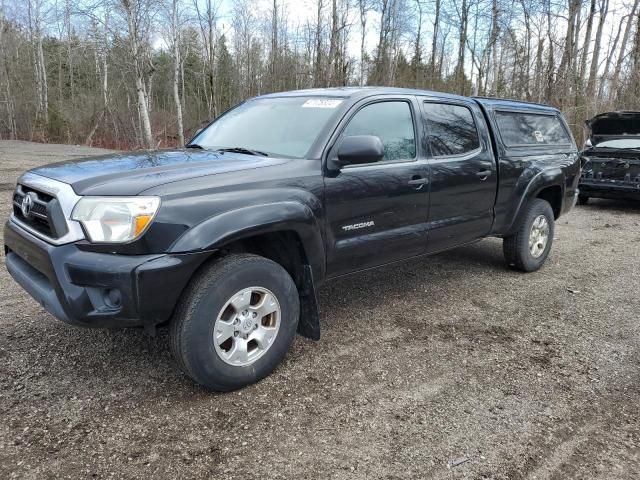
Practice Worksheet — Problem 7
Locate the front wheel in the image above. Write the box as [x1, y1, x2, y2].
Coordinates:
[577, 194, 589, 205]
[171, 254, 299, 391]
[503, 198, 555, 272]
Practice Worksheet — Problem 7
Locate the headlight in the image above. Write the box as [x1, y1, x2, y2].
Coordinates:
[71, 196, 160, 243]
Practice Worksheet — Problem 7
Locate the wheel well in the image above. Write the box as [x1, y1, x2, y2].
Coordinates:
[218, 231, 320, 340]
[160, 231, 318, 337]
[536, 185, 562, 219]
[220, 231, 309, 288]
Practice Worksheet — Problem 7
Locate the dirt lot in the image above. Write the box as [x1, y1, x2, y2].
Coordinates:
[0, 140, 639, 479]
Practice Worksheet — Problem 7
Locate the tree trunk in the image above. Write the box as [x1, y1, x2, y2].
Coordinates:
[557, 0, 580, 104]
[598, 11, 623, 99]
[488, 0, 500, 95]
[0, 1, 17, 139]
[27, 0, 48, 127]
[521, 1, 531, 100]
[171, 0, 184, 145]
[611, 0, 640, 99]
[122, 0, 154, 149]
[327, 0, 338, 86]
[313, 0, 323, 87]
[430, 0, 440, 76]
[543, 1, 555, 101]
[580, 0, 596, 82]
[358, 0, 367, 86]
[632, 9, 640, 98]
[413, 0, 423, 87]
[456, 0, 469, 94]
[586, 0, 608, 99]
[66, 0, 74, 110]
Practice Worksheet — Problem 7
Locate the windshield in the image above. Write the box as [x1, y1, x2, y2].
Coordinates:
[191, 97, 345, 158]
[594, 138, 640, 149]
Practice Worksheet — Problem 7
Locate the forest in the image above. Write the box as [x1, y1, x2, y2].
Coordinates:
[0, 0, 639, 149]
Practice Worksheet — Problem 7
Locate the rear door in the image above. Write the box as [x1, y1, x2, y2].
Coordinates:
[420, 99, 497, 252]
[323, 97, 431, 277]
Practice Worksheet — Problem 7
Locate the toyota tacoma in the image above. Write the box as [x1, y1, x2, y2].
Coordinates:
[4, 88, 580, 391]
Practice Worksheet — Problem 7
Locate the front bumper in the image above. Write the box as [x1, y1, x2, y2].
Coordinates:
[579, 179, 640, 201]
[4, 220, 211, 328]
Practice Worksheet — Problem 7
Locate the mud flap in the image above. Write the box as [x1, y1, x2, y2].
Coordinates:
[297, 264, 321, 340]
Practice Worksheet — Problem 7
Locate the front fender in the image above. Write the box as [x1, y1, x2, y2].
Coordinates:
[168, 201, 326, 281]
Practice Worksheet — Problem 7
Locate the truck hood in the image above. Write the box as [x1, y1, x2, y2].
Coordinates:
[586, 111, 640, 144]
[27, 149, 290, 196]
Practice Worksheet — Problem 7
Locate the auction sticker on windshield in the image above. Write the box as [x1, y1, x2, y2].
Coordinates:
[302, 99, 343, 109]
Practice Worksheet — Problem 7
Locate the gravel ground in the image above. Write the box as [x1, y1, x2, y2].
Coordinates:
[0, 140, 639, 479]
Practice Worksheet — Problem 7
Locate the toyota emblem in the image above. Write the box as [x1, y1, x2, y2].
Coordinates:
[20, 192, 36, 219]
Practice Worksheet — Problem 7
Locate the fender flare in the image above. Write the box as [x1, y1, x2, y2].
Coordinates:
[168, 201, 325, 340]
[169, 201, 326, 280]
[504, 167, 565, 235]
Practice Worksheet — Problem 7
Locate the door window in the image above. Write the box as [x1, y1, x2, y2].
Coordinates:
[342, 101, 416, 162]
[423, 103, 480, 157]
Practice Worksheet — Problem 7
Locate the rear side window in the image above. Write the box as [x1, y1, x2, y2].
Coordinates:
[343, 101, 416, 162]
[496, 111, 571, 146]
[423, 103, 480, 157]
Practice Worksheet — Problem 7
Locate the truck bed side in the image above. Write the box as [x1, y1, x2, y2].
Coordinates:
[473, 97, 581, 236]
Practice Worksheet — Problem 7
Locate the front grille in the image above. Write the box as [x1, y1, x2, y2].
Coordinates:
[581, 157, 640, 184]
[12, 185, 67, 239]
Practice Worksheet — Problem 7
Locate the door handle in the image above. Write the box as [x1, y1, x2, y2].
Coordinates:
[476, 169, 492, 180]
[408, 177, 429, 187]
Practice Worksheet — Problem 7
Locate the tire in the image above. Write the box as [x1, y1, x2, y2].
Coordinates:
[503, 198, 555, 272]
[170, 254, 299, 391]
[577, 194, 589, 205]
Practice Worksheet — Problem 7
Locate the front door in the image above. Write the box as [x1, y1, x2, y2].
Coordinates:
[323, 98, 431, 278]
[421, 99, 497, 252]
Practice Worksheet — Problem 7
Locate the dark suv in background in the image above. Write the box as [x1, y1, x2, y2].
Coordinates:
[4, 87, 580, 390]
[579, 111, 640, 204]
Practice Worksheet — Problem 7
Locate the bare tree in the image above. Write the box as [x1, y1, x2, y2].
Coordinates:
[269, 0, 279, 91]
[0, 0, 17, 138]
[357, 0, 370, 86]
[556, 0, 580, 104]
[27, 0, 49, 127]
[65, 0, 74, 108]
[611, 0, 640, 100]
[488, 0, 500, 95]
[169, 0, 184, 144]
[597, 9, 623, 100]
[586, 0, 608, 99]
[454, 0, 471, 94]
[193, 0, 220, 118]
[2, 0, 640, 147]
[120, 0, 154, 148]
[85, 9, 112, 146]
[430, 0, 441, 77]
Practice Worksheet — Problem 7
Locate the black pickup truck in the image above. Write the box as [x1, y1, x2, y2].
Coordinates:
[4, 87, 580, 390]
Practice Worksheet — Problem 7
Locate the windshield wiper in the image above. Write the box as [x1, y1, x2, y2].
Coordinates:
[185, 143, 204, 149]
[216, 147, 269, 157]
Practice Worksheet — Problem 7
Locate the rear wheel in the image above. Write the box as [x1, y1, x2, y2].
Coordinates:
[503, 198, 555, 272]
[577, 194, 589, 205]
[171, 254, 299, 391]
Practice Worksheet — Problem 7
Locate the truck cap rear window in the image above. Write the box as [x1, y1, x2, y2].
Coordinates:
[496, 111, 571, 147]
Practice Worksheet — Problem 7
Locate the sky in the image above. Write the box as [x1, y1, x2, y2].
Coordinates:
[214, 0, 382, 56]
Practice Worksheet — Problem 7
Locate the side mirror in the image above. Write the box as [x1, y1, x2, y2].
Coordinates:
[329, 135, 384, 170]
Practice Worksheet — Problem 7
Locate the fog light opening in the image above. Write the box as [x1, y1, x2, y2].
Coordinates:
[103, 288, 122, 309]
